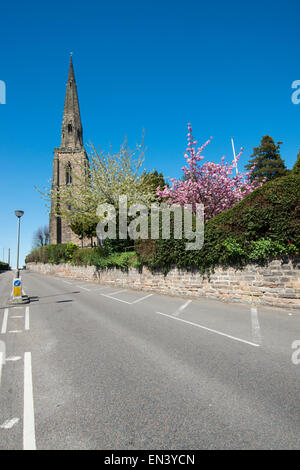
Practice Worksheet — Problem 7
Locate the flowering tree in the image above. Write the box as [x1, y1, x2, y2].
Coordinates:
[157, 123, 263, 219]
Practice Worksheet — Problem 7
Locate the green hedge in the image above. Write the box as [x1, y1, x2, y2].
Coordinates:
[26, 174, 300, 274]
[136, 173, 300, 273]
[25, 243, 138, 271]
[25, 243, 78, 264]
[0, 262, 10, 271]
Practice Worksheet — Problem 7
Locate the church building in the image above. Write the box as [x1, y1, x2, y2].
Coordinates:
[49, 57, 89, 245]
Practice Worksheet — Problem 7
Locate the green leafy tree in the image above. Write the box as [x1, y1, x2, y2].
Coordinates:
[38, 135, 156, 249]
[141, 170, 165, 201]
[292, 150, 300, 175]
[246, 135, 287, 182]
[70, 216, 98, 248]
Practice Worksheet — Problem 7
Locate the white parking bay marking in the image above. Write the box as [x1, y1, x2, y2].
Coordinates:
[0, 351, 4, 389]
[155, 311, 260, 348]
[101, 291, 153, 305]
[131, 294, 153, 304]
[106, 289, 127, 296]
[101, 291, 130, 304]
[251, 307, 262, 345]
[1, 309, 8, 334]
[23, 352, 36, 450]
[0, 418, 20, 429]
[25, 307, 30, 331]
[6, 356, 21, 362]
[173, 299, 192, 316]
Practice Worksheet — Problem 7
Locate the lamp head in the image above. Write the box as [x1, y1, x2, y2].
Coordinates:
[15, 210, 24, 218]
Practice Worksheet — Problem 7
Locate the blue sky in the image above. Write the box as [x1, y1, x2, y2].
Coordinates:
[0, 0, 299, 267]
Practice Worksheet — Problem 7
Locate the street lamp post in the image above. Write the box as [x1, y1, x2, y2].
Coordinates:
[14, 210, 24, 278]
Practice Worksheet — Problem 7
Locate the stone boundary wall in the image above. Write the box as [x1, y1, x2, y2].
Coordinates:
[27, 260, 300, 310]
[26, 259, 300, 310]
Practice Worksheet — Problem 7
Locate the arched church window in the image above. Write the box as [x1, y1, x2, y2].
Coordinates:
[66, 162, 72, 185]
[68, 123, 72, 133]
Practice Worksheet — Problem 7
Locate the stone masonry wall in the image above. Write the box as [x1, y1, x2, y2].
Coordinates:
[27, 259, 300, 310]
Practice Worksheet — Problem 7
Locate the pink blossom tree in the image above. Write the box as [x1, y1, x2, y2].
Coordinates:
[157, 123, 263, 219]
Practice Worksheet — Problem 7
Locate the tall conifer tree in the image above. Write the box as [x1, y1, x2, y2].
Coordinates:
[292, 150, 300, 175]
[246, 135, 287, 181]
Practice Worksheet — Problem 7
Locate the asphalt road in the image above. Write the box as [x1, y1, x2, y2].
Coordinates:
[0, 269, 300, 450]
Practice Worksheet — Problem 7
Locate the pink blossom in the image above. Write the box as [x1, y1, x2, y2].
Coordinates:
[157, 123, 263, 220]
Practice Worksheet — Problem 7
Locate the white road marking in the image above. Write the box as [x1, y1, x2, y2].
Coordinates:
[62, 280, 72, 284]
[6, 356, 22, 362]
[101, 291, 152, 305]
[9, 330, 22, 334]
[76, 285, 91, 291]
[251, 307, 262, 345]
[173, 299, 192, 316]
[0, 351, 4, 388]
[131, 293, 153, 304]
[0, 418, 20, 429]
[155, 311, 260, 348]
[1, 309, 8, 334]
[25, 307, 30, 331]
[101, 292, 131, 304]
[105, 289, 127, 297]
[10, 316, 24, 319]
[23, 352, 36, 450]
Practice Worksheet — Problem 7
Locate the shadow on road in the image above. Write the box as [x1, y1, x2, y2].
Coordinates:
[0, 291, 80, 310]
[29, 291, 80, 302]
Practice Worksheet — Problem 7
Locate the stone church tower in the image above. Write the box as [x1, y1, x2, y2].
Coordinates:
[49, 56, 89, 245]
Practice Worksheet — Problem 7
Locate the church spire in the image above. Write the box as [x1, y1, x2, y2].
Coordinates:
[60, 55, 83, 149]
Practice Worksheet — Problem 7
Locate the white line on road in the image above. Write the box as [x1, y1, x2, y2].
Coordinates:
[0, 418, 20, 429]
[9, 330, 22, 334]
[76, 285, 91, 291]
[1, 309, 8, 334]
[101, 291, 153, 305]
[173, 299, 192, 316]
[101, 291, 131, 304]
[25, 307, 30, 331]
[23, 352, 36, 450]
[6, 356, 22, 362]
[105, 289, 127, 297]
[131, 294, 153, 304]
[155, 311, 260, 348]
[0, 352, 3, 388]
[251, 307, 262, 345]
[10, 316, 24, 319]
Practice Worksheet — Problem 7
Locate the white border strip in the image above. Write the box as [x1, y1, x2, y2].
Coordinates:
[155, 311, 260, 348]
[173, 299, 192, 316]
[1, 309, 8, 334]
[251, 307, 262, 345]
[25, 307, 30, 331]
[0, 351, 3, 389]
[23, 352, 36, 450]
[131, 294, 153, 304]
